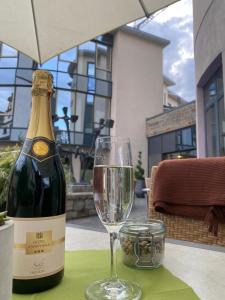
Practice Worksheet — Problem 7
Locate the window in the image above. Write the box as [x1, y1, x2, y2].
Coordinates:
[54, 90, 76, 130]
[1, 44, 17, 57]
[96, 44, 111, 71]
[204, 68, 224, 156]
[0, 69, 15, 84]
[13, 87, 31, 128]
[57, 72, 74, 89]
[78, 42, 95, 75]
[0, 37, 112, 146]
[0, 86, 14, 115]
[75, 92, 86, 132]
[16, 69, 33, 85]
[18, 53, 33, 68]
[84, 94, 94, 133]
[59, 48, 77, 62]
[0, 58, 17, 68]
[87, 62, 96, 93]
[148, 126, 196, 171]
[38, 56, 58, 71]
[94, 96, 110, 135]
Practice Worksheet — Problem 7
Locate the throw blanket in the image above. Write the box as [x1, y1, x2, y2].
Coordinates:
[153, 157, 225, 235]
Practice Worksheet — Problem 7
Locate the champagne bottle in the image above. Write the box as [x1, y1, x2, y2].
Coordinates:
[7, 70, 66, 294]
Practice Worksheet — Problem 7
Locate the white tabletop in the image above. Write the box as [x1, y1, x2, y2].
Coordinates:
[66, 225, 225, 300]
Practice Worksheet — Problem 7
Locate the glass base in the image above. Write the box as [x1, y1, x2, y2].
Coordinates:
[85, 278, 142, 300]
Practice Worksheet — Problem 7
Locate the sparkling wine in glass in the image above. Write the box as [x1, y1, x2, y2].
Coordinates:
[86, 136, 142, 300]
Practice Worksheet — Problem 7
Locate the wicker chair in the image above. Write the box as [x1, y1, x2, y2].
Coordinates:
[146, 166, 225, 246]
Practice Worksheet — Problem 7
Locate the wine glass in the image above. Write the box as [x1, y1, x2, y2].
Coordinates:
[86, 136, 142, 300]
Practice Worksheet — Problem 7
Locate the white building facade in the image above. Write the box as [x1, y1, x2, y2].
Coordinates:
[193, 0, 225, 157]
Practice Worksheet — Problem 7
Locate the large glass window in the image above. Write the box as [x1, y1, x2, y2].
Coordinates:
[204, 68, 225, 156]
[0, 37, 112, 146]
[148, 126, 196, 171]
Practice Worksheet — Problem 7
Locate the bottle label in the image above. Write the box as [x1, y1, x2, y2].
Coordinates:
[10, 214, 65, 280]
[22, 137, 57, 162]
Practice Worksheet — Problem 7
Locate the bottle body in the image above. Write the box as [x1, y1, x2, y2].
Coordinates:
[7, 71, 66, 294]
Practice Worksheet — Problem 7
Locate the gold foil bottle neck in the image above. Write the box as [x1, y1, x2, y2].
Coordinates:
[32, 70, 53, 97]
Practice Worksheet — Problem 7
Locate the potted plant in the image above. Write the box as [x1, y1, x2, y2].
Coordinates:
[0, 146, 19, 212]
[0, 211, 14, 300]
[134, 151, 145, 198]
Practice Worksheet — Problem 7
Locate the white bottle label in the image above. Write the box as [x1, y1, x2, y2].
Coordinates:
[10, 214, 65, 280]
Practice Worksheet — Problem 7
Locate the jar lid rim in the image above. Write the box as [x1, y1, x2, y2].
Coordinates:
[120, 219, 165, 235]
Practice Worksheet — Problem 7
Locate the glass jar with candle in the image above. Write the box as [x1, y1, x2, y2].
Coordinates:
[119, 219, 165, 269]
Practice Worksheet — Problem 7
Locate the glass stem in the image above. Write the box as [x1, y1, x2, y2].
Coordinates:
[110, 232, 118, 280]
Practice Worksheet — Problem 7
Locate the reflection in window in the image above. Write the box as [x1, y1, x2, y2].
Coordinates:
[84, 94, 94, 133]
[0, 127, 10, 140]
[88, 63, 95, 77]
[208, 82, 216, 97]
[176, 127, 195, 150]
[94, 96, 110, 135]
[1, 44, 17, 57]
[0, 87, 14, 114]
[0, 37, 112, 145]
[58, 61, 70, 72]
[96, 68, 111, 81]
[206, 106, 217, 156]
[96, 78, 112, 97]
[204, 69, 223, 105]
[218, 98, 225, 155]
[16, 69, 33, 85]
[96, 44, 111, 71]
[57, 72, 73, 89]
[18, 53, 33, 68]
[0, 69, 16, 84]
[182, 128, 192, 146]
[87, 62, 96, 93]
[78, 42, 95, 75]
[54, 90, 75, 130]
[10, 128, 26, 142]
[204, 67, 224, 156]
[13, 87, 31, 128]
[0, 58, 17, 68]
[60, 48, 77, 62]
[38, 56, 58, 71]
[0, 115, 12, 127]
[75, 93, 86, 132]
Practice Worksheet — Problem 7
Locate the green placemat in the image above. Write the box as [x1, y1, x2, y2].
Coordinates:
[13, 250, 199, 300]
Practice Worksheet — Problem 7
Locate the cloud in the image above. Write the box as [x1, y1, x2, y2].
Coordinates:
[140, 0, 195, 102]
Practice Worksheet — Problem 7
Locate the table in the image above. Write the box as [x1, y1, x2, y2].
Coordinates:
[66, 225, 225, 300]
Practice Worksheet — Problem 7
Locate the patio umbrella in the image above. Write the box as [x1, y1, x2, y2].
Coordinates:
[0, 0, 179, 63]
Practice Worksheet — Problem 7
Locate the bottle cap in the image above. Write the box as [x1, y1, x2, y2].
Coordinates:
[32, 70, 53, 96]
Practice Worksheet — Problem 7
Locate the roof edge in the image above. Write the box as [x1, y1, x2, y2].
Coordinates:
[115, 26, 170, 48]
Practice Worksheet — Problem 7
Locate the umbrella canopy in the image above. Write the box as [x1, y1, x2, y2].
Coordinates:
[0, 0, 179, 63]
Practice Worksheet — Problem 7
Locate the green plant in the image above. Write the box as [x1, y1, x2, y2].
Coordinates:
[0, 146, 20, 211]
[134, 151, 145, 180]
[0, 211, 7, 226]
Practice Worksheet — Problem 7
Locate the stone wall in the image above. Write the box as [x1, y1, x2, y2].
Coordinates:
[66, 192, 96, 220]
[146, 101, 196, 137]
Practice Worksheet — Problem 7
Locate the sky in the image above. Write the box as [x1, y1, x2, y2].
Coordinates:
[138, 0, 195, 102]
